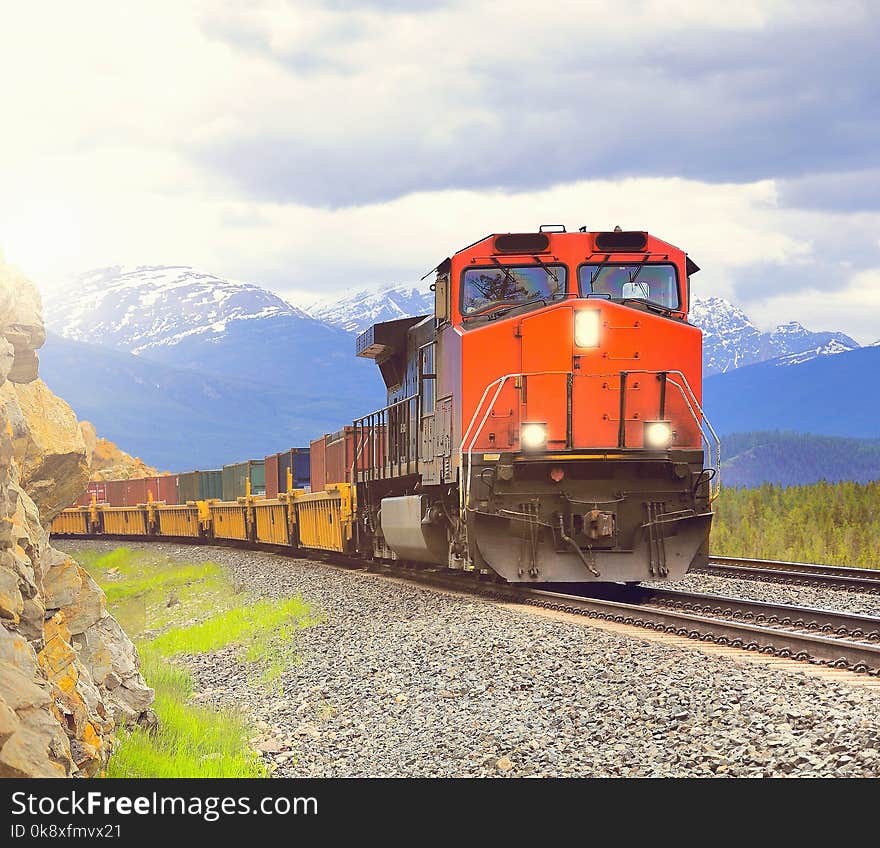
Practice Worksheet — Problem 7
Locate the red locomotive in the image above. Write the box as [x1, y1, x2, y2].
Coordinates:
[353, 226, 719, 583]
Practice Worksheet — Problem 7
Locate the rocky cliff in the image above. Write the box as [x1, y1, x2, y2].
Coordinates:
[0, 257, 153, 777]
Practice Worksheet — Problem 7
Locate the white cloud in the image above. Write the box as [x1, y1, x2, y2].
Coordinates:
[0, 0, 878, 346]
[754, 269, 880, 345]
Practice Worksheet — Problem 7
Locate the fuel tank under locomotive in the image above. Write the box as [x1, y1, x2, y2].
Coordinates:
[463, 450, 712, 583]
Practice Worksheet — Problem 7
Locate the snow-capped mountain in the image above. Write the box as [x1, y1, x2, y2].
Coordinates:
[305, 281, 432, 335]
[42, 265, 387, 432]
[771, 339, 856, 367]
[43, 264, 861, 413]
[688, 297, 858, 376]
[44, 265, 315, 354]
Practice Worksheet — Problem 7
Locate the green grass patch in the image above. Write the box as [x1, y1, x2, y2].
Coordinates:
[151, 597, 314, 655]
[151, 596, 317, 687]
[77, 548, 246, 640]
[107, 650, 267, 778]
[61, 545, 321, 778]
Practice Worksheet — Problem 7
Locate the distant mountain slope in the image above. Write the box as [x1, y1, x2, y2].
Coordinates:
[42, 263, 874, 477]
[37, 333, 382, 471]
[49, 266, 859, 379]
[43, 264, 385, 404]
[719, 431, 880, 487]
[704, 345, 880, 439]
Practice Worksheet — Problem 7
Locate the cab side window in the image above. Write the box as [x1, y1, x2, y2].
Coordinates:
[421, 344, 435, 415]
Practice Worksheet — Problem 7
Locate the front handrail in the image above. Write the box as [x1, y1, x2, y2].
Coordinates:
[460, 371, 570, 516]
[460, 369, 721, 516]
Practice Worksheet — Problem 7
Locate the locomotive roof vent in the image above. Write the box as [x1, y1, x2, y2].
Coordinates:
[494, 232, 550, 253]
[594, 230, 648, 252]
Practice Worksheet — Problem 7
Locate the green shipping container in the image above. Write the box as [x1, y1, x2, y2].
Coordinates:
[222, 460, 265, 501]
[178, 470, 224, 502]
[178, 471, 199, 503]
[249, 461, 266, 495]
[201, 469, 223, 500]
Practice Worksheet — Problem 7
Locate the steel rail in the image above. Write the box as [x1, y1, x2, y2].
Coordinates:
[376, 567, 880, 674]
[627, 586, 880, 641]
[697, 556, 880, 594]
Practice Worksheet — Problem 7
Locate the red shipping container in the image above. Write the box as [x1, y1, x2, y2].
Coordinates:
[313, 426, 388, 490]
[157, 475, 178, 505]
[123, 478, 147, 506]
[107, 476, 178, 506]
[74, 480, 110, 507]
[310, 435, 327, 492]
[106, 479, 127, 507]
[323, 429, 351, 487]
[265, 453, 280, 499]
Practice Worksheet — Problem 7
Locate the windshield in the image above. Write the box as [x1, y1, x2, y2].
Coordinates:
[578, 263, 680, 310]
[461, 264, 567, 316]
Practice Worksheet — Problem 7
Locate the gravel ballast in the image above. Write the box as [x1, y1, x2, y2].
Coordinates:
[61, 541, 880, 778]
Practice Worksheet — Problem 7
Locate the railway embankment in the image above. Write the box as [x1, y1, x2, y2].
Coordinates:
[0, 260, 153, 777]
[59, 540, 880, 778]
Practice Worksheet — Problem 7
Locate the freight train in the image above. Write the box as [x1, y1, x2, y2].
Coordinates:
[55, 226, 720, 584]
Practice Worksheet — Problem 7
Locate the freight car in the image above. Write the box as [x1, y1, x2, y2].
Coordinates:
[74, 476, 179, 507]
[54, 485, 356, 556]
[54, 227, 719, 585]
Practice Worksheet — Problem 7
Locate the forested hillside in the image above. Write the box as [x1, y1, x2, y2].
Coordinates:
[720, 431, 880, 487]
[710, 480, 880, 568]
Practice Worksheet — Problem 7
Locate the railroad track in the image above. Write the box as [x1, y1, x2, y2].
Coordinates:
[387, 571, 880, 676]
[58, 535, 880, 677]
[697, 556, 880, 594]
[520, 587, 880, 676]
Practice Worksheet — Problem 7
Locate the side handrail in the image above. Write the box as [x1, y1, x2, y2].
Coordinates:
[351, 393, 419, 483]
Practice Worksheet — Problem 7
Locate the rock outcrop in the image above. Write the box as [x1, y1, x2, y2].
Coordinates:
[0, 256, 153, 777]
[6, 380, 90, 519]
[79, 421, 159, 481]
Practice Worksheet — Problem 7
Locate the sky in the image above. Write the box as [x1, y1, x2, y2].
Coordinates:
[1, 0, 878, 341]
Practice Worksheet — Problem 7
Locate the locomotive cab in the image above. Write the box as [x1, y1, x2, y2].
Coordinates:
[355, 227, 719, 584]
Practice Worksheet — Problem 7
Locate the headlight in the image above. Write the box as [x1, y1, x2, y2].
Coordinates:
[521, 423, 548, 450]
[644, 420, 674, 449]
[574, 310, 601, 348]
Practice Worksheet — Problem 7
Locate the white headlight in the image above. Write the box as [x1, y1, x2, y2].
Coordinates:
[644, 420, 673, 449]
[521, 423, 548, 450]
[574, 310, 601, 348]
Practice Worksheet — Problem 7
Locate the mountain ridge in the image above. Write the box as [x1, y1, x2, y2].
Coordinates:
[46, 265, 860, 378]
[703, 345, 880, 439]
